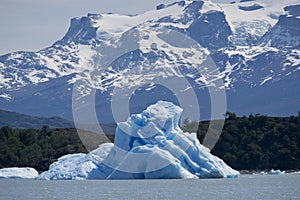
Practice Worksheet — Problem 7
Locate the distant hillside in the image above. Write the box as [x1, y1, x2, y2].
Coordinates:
[0, 109, 74, 129]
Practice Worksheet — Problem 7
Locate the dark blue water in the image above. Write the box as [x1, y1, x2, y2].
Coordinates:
[0, 174, 299, 200]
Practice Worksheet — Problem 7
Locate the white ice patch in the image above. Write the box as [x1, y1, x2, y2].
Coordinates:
[0, 167, 39, 179]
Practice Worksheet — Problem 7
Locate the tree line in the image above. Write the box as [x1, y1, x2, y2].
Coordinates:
[0, 112, 299, 172]
[182, 112, 300, 170]
[0, 126, 88, 172]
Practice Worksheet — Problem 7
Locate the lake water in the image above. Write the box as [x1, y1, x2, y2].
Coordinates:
[0, 174, 299, 200]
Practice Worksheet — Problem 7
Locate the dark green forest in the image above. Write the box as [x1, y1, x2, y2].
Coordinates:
[182, 112, 300, 171]
[0, 112, 299, 172]
[0, 126, 88, 172]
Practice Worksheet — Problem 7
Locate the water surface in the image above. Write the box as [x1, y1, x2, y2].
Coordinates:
[0, 174, 299, 200]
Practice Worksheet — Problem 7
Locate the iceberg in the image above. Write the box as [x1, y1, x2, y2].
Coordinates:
[290, 171, 300, 175]
[258, 171, 267, 175]
[0, 167, 39, 179]
[39, 101, 239, 180]
[268, 169, 285, 175]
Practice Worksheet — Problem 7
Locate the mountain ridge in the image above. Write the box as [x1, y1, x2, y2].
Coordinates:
[0, 109, 74, 129]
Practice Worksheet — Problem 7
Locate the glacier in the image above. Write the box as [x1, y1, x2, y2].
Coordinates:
[0, 167, 39, 179]
[38, 101, 239, 180]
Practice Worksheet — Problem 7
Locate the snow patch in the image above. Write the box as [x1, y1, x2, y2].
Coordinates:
[260, 76, 272, 85]
[94, 3, 186, 38]
[0, 93, 12, 101]
[218, 0, 299, 45]
[284, 50, 300, 70]
[202, 1, 222, 13]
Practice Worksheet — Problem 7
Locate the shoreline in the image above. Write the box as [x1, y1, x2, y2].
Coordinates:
[239, 169, 300, 175]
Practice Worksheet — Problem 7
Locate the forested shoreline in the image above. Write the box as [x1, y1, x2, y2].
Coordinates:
[182, 112, 300, 171]
[0, 112, 299, 172]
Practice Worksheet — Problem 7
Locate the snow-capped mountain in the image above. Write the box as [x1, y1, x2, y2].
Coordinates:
[0, 0, 299, 123]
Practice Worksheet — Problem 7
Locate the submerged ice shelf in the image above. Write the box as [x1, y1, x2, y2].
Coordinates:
[38, 101, 239, 180]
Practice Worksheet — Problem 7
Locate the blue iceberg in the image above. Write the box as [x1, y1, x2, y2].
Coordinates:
[268, 169, 285, 175]
[38, 101, 239, 180]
